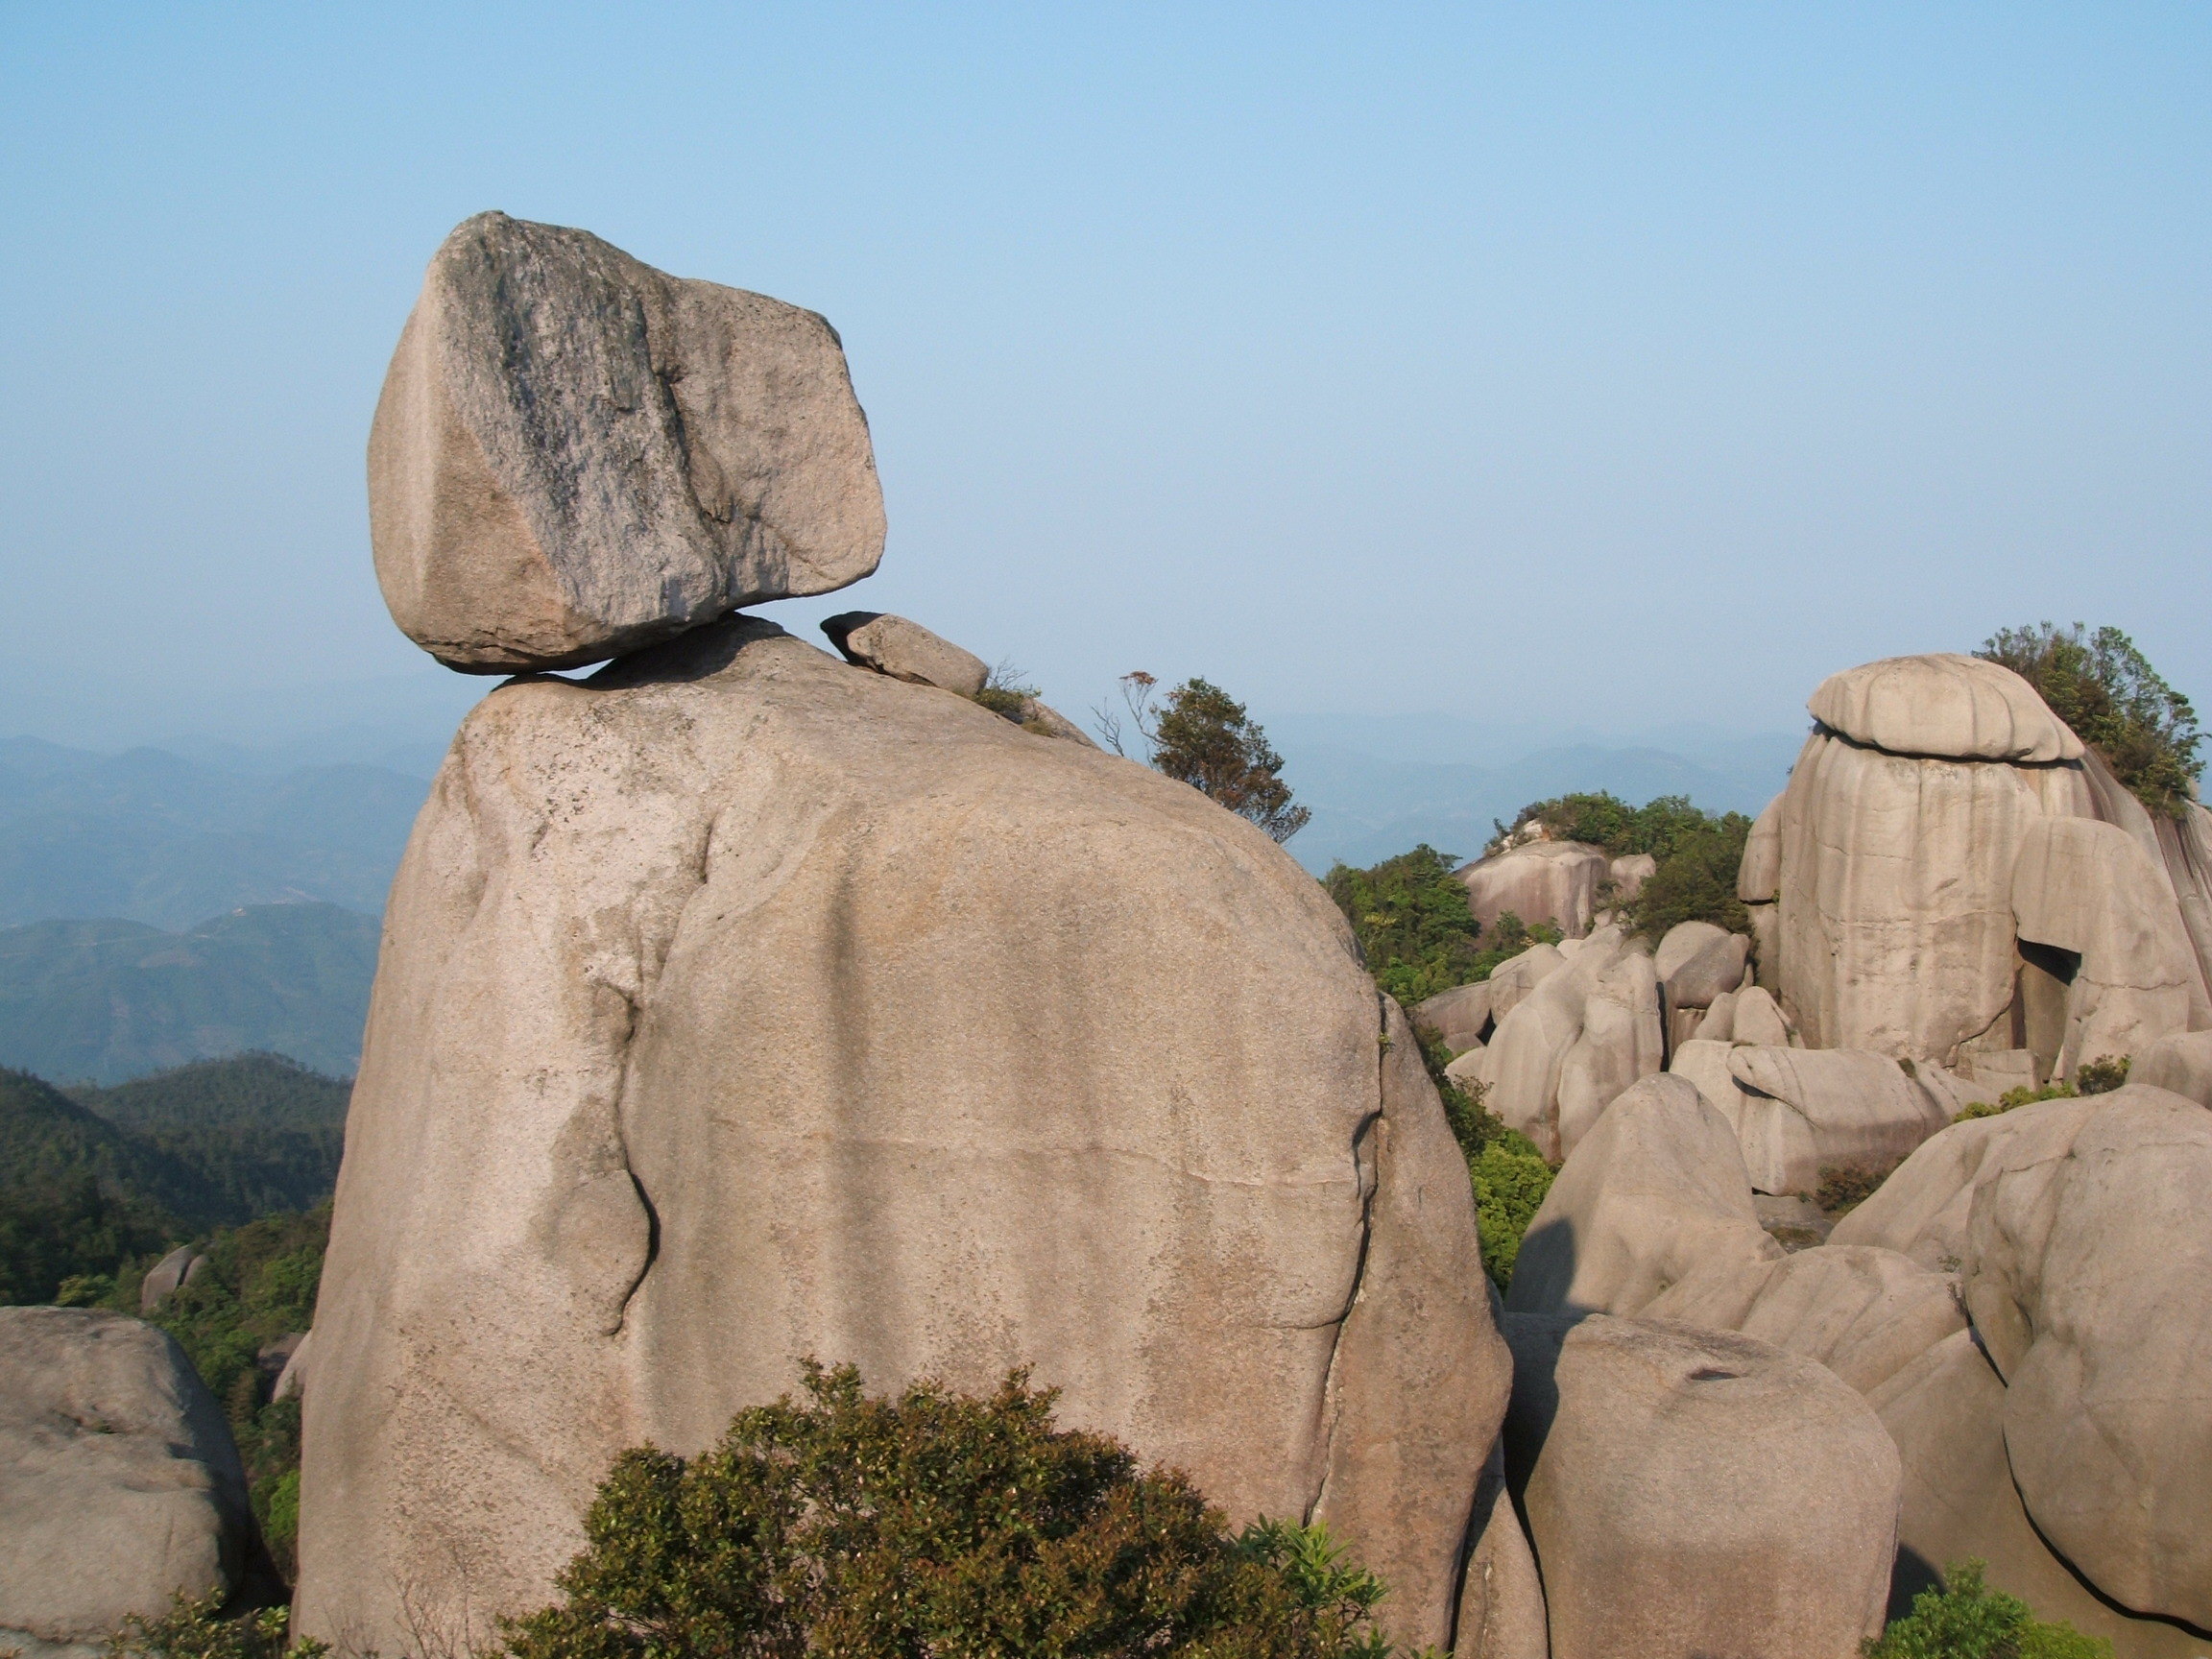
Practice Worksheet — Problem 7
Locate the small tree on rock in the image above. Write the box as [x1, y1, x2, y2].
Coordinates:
[1149, 679, 1310, 844]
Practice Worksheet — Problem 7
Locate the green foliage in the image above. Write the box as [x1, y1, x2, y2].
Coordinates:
[972, 661, 1043, 722]
[103, 1588, 325, 1659]
[1151, 679, 1311, 845]
[1864, 1558, 2108, 1658]
[0, 1069, 180, 1304]
[1326, 847, 1484, 1003]
[1406, 1025, 1554, 1291]
[1470, 1142, 1554, 1290]
[1813, 1160, 1902, 1218]
[501, 1363, 1417, 1659]
[1980, 623, 2204, 817]
[142, 1205, 329, 1584]
[1487, 791, 1717, 862]
[1621, 814, 1753, 943]
[1961, 1057, 2127, 1121]
[2074, 1054, 2128, 1094]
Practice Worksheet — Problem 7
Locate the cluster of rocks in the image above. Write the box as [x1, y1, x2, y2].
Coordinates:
[14, 210, 2212, 1659]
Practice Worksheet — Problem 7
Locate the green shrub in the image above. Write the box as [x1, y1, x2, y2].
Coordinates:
[1485, 791, 1717, 862]
[1620, 815, 1753, 942]
[499, 1362, 1420, 1659]
[1471, 1142, 1554, 1290]
[1979, 623, 2203, 817]
[1960, 1056, 2128, 1122]
[1864, 1558, 2108, 1658]
[2074, 1055, 2128, 1094]
[1324, 851, 1558, 1005]
[103, 1589, 324, 1659]
[1150, 679, 1310, 845]
[1813, 1161, 1901, 1218]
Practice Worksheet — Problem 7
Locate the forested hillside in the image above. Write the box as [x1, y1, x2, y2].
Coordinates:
[0, 902, 377, 1082]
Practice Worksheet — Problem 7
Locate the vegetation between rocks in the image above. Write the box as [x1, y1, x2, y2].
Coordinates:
[1957, 1056, 2130, 1121]
[498, 1361, 1424, 1659]
[1409, 1025, 1554, 1290]
[1323, 846, 1559, 1003]
[1864, 1558, 2107, 1658]
[1098, 673, 1311, 843]
[1979, 622, 2203, 818]
[1485, 791, 1755, 942]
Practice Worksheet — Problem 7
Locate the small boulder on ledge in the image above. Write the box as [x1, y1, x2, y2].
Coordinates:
[822, 613, 991, 697]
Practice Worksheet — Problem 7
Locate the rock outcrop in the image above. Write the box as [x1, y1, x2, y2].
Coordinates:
[821, 612, 989, 697]
[1476, 926, 1663, 1161]
[1721, 1046, 1950, 1195]
[1507, 1073, 1779, 1317]
[370, 213, 885, 672]
[1502, 1311, 1900, 1659]
[296, 619, 1508, 1655]
[1, 1309, 257, 1659]
[1411, 980, 1492, 1053]
[1455, 840, 1609, 939]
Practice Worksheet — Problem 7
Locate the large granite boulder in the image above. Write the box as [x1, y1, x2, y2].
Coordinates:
[1721, 1046, 1950, 1194]
[1410, 979, 1492, 1053]
[1501, 1312, 1899, 1659]
[2011, 815, 2196, 1078]
[1508, 1073, 1779, 1317]
[1485, 942, 1565, 1022]
[1824, 1105, 2064, 1272]
[1640, 1242, 1964, 1395]
[0, 1309, 256, 1659]
[1809, 654, 2084, 764]
[1873, 1330, 2211, 1657]
[1477, 926, 1662, 1161]
[2135, 1027, 2212, 1106]
[296, 619, 1507, 1656]
[1960, 1085, 2212, 1628]
[1456, 840, 1609, 939]
[370, 213, 885, 672]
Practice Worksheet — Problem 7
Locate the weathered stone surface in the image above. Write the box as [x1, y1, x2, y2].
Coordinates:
[1738, 792, 1783, 902]
[297, 618, 1504, 1655]
[1691, 988, 1737, 1045]
[370, 212, 885, 673]
[1725, 1046, 1950, 1194]
[821, 612, 989, 697]
[0, 1309, 255, 1659]
[2011, 815, 2196, 1078]
[273, 1329, 312, 1404]
[1871, 1329, 2211, 1658]
[1808, 653, 2082, 763]
[1442, 1046, 1485, 1091]
[1008, 696, 1099, 747]
[1411, 979, 1492, 1054]
[1653, 920, 1727, 984]
[1908, 1062, 2006, 1122]
[1502, 1312, 1899, 1659]
[1641, 1243, 1963, 1395]
[1960, 1085, 2212, 1627]
[1769, 729, 2091, 1061]
[1486, 944, 1565, 1022]
[2077, 747, 2212, 1028]
[1508, 1073, 1779, 1317]
[138, 1243, 198, 1312]
[1662, 928, 1749, 1010]
[1666, 1037, 1741, 1118]
[1553, 947, 1663, 1160]
[1608, 852, 1656, 901]
[1452, 1442, 1550, 1659]
[2134, 1028, 2212, 1106]
[1477, 959, 1585, 1161]
[1457, 841, 1610, 939]
[1729, 983, 1791, 1047]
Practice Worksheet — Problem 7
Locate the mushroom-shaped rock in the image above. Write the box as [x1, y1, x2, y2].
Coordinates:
[1508, 1073, 1779, 1317]
[2135, 1028, 2212, 1107]
[1871, 1329, 2212, 1658]
[1725, 1046, 1951, 1195]
[1768, 724, 2093, 1060]
[1501, 1312, 1900, 1659]
[2011, 815, 2196, 1078]
[1411, 979, 1492, 1053]
[296, 618, 1507, 1656]
[1642, 1243, 1964, 1395]
[821, 613, 989, 697]
[1960, 1085, 2212, 1627]
[370, 212, 885, 673]
[1485, 943, 1565, 1022]
[1808, 653, 2083, 763]
[0, 1309, 257, 1659]
[1457, 841, 1610, 939]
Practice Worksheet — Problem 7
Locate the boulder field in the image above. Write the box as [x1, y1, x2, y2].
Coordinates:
[28, 209, 2193, 1659]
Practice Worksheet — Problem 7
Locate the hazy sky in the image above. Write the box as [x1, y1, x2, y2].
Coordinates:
[4, 5, 2207, 749]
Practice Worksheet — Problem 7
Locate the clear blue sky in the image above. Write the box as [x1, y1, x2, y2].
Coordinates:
[4, 4, 2207, 748]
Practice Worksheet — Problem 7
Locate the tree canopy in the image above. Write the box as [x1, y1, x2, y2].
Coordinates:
[1980, 622, 2203, 817]
[1106, 674, 1311, 844]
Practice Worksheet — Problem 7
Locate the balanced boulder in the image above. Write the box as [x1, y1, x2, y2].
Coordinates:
[821, 612, 989, 697]
[1, 1309, 256, 1659]
[1501, 1311, 1900, 1659]
[370, 212, 885, 672]
[296, 618, 1506, 1656]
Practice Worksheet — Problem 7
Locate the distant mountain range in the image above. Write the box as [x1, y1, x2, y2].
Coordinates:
[0, 736, 433, 930]
[0, 902, 379, 1084]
